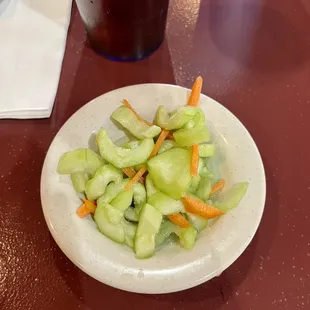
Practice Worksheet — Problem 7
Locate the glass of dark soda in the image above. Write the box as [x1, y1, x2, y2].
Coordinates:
[75, 0, 170, 61]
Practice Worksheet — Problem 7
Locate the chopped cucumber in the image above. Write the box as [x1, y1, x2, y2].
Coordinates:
[148, 192, 184, 215]
[94, 205, 125, 244]
[97, 179, 130, 205]
[158, 140, 176, 154]
[214, 182, 249, 212]
[178, 226, 197, 249]
[121, 219, 137, 248]
[145, 174, 159, 199]
[155, 105, 198, 130]
[85, 164, 123, 201]
[187, 175, 201, 194]
[112, 106, 161, 139]
[132, 182, 147, 206]
[135, 204, 162, 259]
[198, 158, 215, 179]
[110, 190, 133, 212]
[57, 148, 105, 175]
[104, 204, 124, 225]
[183, 108, 205, 129]
[199, 144, 215, 157]
[124, 207, 139, 222]
[196, 177, 212, 201]
[70, 172, 90, 193]
[186, 213, 208, 231]
[97, 128, 154, 168]
[147, 148, 192, 199]
[155, 220, 178, 246]
[173, 126, 210, 147]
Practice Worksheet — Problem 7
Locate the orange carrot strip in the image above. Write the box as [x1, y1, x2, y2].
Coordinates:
[125, 165, 147, 190]
[187, 76, 203, 107]
[125, 130, 170, 190]
[182, 195, 223, 219]
[122, 99, 153, 126]
[190, 144, 199, 176]
[168, 213, 190, 228]
[210, 180, 225, 195]
[76, 204, 91, 218]
[149, 130, 170, 158]
[122, 167, 144, 184]
[83, 199, 97, 214]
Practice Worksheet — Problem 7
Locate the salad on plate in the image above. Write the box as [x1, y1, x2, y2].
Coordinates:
[57, 77, 248, 259]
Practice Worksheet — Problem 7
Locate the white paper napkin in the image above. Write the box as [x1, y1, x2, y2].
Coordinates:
[0, 0, 72, 119]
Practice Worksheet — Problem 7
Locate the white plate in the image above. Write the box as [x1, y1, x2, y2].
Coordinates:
[41, 84, 266, 294]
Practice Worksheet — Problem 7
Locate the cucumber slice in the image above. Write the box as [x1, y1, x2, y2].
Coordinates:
[186, 213, 208, 231]
[112, 106, 161, 139]
[187, 175, 201, 194]
[148, 192, 184, 215]
[97, 128, 154, 168]
[155, 220, 178, 246]
[135, 204, 162, 259]
[57, 148, 105, 175]
[110, 190, 133, 212]
[195, 177, 212, 201]
[214, 182, 249, 212]
[97, 179, 130, 205]
[199, 144, 215, 157]
[132, 182, 147, 206]
[124, 207, 139, 222]
[104, 204, 124, 225]
[145, 174, 159, 199]
[94, 205, 125, 244]
[85, 164, 123, 201]
[147, 148, 192, 199]
[178, 226, 197, 249]
[158, 140, 176, 155]
[70, 172, 90, 193]
[121, 219, 137, 248]
[173, 126, 210, 147]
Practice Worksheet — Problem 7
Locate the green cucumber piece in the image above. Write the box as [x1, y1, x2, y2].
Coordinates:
[158, 140, 176, 154]
[186, 213, 208, 231]
[147, 148, 192, 199]
[110, 190, 133, 212]
[135, 204, 162, 259]
[148, 192, 184, 215]
[57, 148, 105, 175]
[70, 172, 90, 193]
[97, 179, 130, 205]
[104, 204, 124, 225]
[173, 126, 210, 147]
[187, 175, 201, 194]
[94, 205, 125, 244]
[155, 220, 178, 246]
[196, 177, 212, 201]
[214, 182, 249, 212]
[155, 105, 198, 130]
[97, 128, 154, 168]
[145, 174, 159, 199]
[178, 226, 197, 249]
[124, 207, 139, 222]
[112, 106, 161, 139]
[199, 144, 215, 157]
[85, 164, 123, 201]
[183, 108, 205, 129]
[121, 219, 137, 248]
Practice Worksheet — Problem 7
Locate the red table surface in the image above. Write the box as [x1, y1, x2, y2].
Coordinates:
[1, 0, 310, 309]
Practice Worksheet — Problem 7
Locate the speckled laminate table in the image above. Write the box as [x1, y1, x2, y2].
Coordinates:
[1, 0, 310, 309]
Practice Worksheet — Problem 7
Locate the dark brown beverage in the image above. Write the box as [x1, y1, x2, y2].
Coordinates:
[75, 0, 170, 61]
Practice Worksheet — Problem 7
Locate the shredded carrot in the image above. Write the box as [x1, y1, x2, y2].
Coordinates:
[182, 195, 223, 219]
[76, 204, 91, 218]
[122, 99, 153, 126]
[190, 144, 199, 176]
[125, 130, 170, 190]
[168, 213, 190, 228]
[187, 76, 203, 107]
[167, 132, 175, 140]
[210, 180, 225, 195]
[83, 199, 97, 214]
[149, 130, 170, 158]
[125, 165, 147, 190]
[122, 167, 144, 184]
